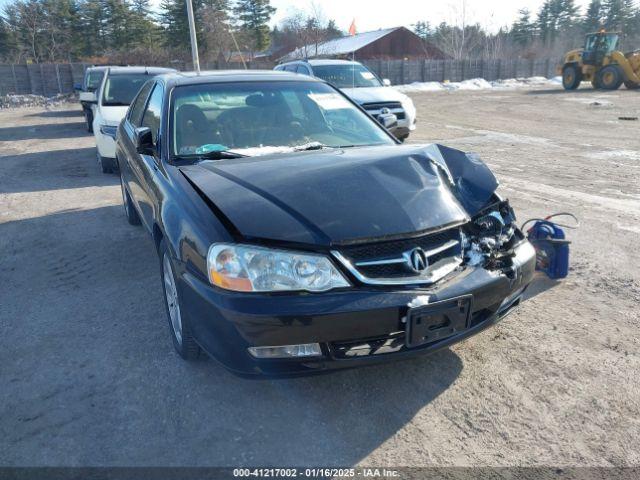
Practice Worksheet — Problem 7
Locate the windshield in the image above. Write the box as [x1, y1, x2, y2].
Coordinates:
[312, 64, 382, 88]
[101, 74, 152, 106]
[170, 81, 395, 158]
[586, 33, 619, 53]
[86, 70, 105, 92]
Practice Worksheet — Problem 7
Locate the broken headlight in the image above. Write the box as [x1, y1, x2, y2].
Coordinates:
[463, 199, 518, 269]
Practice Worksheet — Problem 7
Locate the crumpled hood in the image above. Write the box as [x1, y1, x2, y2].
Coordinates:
[99, 105, 128, 125]
[341, 86, 411, 105]
[179, 144, 498, 246]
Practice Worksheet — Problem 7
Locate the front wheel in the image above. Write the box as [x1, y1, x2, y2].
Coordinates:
[562, 65, 582, 90]
[159, 239, 201, 361]
[597, 65, 623, 90]
[119, 173, 141, 226]
[84, 109, 94, 133]
[98, 152, 113, 174]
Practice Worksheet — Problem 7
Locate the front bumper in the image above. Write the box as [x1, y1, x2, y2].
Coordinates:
[94, 129, 117, 159]
[177, 240, 536, 376]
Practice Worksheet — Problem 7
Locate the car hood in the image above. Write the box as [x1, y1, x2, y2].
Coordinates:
[341, 86, 410, 105]
[98, 105, 129, 125]
[179, 144, 498, 246]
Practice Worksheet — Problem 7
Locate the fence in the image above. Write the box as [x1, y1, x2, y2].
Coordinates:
[0, 58, 559, 96]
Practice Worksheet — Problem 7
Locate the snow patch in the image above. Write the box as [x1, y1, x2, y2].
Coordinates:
[0, 93, 75, 109]
[396, 76, 561, 94]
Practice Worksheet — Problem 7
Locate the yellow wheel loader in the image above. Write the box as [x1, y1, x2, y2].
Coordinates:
[559, 30, 640, 90]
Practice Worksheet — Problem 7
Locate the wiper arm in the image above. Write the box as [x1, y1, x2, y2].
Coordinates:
[197, 150, 247, 160]
[293, 142, 329, 151]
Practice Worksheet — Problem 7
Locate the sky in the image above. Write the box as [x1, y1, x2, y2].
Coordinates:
[0, 0, 593, 33]
[268, 0, 593, 33]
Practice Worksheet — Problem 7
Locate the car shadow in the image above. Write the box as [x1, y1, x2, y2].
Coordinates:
[523, 273, 561, 301]
[1, 203, 464, 467]
[0, 147, 118, 194]
[526, 88, 622, 95]
[0, 122, 89, 141]
[26, 109, 84, 119]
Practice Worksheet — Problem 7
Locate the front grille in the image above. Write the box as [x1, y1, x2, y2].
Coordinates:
[362, 101, 406, 120]
[333, 228, 463, 284]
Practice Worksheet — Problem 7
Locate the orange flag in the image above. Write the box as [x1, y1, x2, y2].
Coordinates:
[349, 19, 357, 36]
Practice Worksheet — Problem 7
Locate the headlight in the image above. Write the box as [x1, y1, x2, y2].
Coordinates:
[100, 124, 117, 139]
[401, 96, 416, 118]
[207, 244, 350, 293]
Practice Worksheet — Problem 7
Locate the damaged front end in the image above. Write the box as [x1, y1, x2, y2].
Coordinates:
[463, 198, 522, 276]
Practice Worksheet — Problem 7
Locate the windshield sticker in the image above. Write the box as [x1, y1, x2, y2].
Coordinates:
[308, 93, 351, 110]
[361, 71, 375, 80]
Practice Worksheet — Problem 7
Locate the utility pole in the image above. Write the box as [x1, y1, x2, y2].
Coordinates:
[185, 0, 200, 73]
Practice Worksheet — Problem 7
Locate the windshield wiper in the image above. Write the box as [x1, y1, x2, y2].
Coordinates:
[293, 142, 329, 151]
[196, 150, 247, 160]
[102, 102, 130, 106]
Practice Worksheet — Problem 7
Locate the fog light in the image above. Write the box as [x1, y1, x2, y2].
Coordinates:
[248, 343, 322, 359]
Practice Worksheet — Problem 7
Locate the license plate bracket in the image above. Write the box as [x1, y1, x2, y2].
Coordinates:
[405, 295, 473, 348]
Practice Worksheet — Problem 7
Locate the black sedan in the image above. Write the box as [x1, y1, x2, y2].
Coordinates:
[115, 70, 536, 376]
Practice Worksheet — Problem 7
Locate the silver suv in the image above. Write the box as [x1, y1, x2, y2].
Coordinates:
[275, 59, 416, 141]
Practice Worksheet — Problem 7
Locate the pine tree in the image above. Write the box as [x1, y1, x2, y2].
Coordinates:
[233, 0, 276, 53]
[412, 21, 432, 40]
[511, 8, 536, 46]
[537, 0, 580, 45]
[160, 0, 191, 49]
[602, 0, 635, 33]
[584, 0, 603, 32]
[0, 17, 12, 61]
[129, 0, 158, 47]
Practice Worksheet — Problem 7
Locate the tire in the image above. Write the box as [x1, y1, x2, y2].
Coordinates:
[98, 152, 113, 174]
[84, 109, 93, 133]
[119, 173, 141, 226]
[597, 65, 623, 90]
[624, 80, 639, 90]
[562, 65, 582, 90]
[159, 239, 201, 361]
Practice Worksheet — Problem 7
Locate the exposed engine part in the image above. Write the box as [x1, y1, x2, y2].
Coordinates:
[463, 199, 519, 272]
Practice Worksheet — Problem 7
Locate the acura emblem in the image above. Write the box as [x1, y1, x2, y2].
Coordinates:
[405, 247, 429, 273]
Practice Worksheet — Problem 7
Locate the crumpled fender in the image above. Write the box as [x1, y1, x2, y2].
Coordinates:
[420, 143, 499, 216]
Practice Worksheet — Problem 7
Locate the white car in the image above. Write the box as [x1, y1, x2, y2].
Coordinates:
[91, 66, 175, 173]
[275, 59, 416, 141]
[75, 66, 108, 133]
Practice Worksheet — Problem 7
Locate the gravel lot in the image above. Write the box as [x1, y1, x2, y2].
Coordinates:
[1, 86, 639, 468]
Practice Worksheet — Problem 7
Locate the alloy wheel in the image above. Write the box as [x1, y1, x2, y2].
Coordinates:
[163, 254, 183, 345]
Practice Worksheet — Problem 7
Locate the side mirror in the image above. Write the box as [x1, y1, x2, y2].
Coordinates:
[377, 112, 398, 130]
[382, 78, 391, 86]
[135, 127, 154, 154]
[74, 83, 83, 91]
[79, 91, 97, 103]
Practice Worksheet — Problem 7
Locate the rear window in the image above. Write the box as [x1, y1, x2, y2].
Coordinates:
[312, 64, 382, 88]
[101, 73, 153, 107]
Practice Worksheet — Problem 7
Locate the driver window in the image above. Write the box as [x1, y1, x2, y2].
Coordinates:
[141, 84, 163, 144]
[129, 82, 154, 127]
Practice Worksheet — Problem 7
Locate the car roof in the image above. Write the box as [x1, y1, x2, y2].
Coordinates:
[106, 66, 177, 76]
[280, 59, 363, 67]
[157, 69, 321, 87]
[86, 66, 109, 73]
